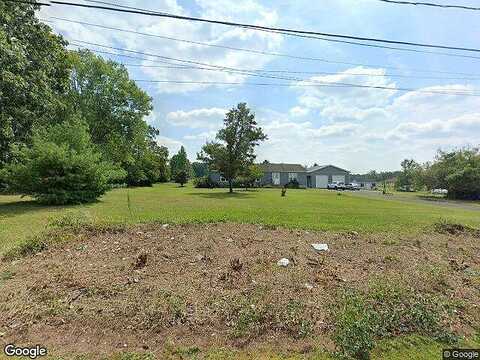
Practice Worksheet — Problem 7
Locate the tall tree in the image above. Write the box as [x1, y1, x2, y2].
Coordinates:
[171, 146, 191, 185]
[67, 50, 159, 186]
[0, 1, 71, 165]
[395, 159, 421, 191]
[198, 103, 267, 193]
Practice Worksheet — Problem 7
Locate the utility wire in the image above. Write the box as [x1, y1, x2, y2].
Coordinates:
[47, 20, 480, 77]
[68, 43, 480, 81]
[12, 0, 480, 54]
[378, 0, 480, 11]
[68, 40, 480, 96]
[44, 16, 480, 61]
[130, 79, 480, 97]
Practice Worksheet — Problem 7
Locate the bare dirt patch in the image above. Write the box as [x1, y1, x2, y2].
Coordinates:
[0, 223, 479, 358]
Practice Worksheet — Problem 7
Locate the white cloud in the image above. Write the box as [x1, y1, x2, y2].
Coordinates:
[166, 108, 225, 129]
[40, 0, 283, 94]
[156, 135, 183, 154]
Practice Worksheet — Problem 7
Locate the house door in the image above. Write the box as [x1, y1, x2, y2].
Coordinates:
[315, 175, 328, 188]
[272, 172, 280, 185]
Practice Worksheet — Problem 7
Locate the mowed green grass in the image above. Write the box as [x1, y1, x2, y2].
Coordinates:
[1, 183, 480, 254]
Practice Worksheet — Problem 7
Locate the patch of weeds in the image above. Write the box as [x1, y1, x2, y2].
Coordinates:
[163, 345, 201, 358]
[383, 255, 399, 263]
[382, 239, 399, 246]
[433, 219, 480, 237]
[48, 210, 94, 232]
[232, 299, 270, 338]
[0, 269, 15, 281]
[106, 353, 155, 360]
[140, 291, 188, 329]
[2, 230, 72, 260]
[332, 280, 456, 359]
[278, 300, 313, 339]
[220, 295, 313, 340]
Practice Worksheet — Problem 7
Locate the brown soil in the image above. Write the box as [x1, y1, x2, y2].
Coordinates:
[0, 223, 479, 358]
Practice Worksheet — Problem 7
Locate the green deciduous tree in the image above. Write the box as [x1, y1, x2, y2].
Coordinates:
[191, 161, 209, 178]
[4, 119, 125, 204]
[395, 159, 421, 192]
[198, 103, 267, 193]
[0, 1, 71, 165]
[236, 164, 264, 190]
[423, 148, 480, 200]
[170, 146, 191, 182]
[67, 50, 163, 186]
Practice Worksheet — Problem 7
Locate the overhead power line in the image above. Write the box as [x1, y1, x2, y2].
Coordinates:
[45, 18, 480, 77]
[378, 0, 480, 11]
[68, 43, 480, 82]
[44, 16, 480, 61]
[68, 40, 480, 96]
[130, 79, 480, 97]
[13, 0, 480, 54]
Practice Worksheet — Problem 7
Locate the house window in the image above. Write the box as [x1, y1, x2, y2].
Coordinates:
[288, 173, 298, 182]
[272, 172, 280, 185]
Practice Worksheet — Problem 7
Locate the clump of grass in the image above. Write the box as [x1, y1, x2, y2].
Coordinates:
[219, 295, 313, 340]
[433, 219, 479, 237]
[2, 211, 127, 260]
[48, 210, 95, 231]
[332, 280, 456, 359]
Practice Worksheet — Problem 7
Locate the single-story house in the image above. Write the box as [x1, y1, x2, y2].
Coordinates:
[209, 163, 350, 188]
[257, 163, 307, 187]
[306, 165, 350, 188]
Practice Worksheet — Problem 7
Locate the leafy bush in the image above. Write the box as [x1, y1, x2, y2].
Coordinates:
[286, 179, 300, 189]
[193, 176, 218, 188]
[333, 281, 454, 359]
[174, 169, 189, 187]
[4, 119, 125, 204]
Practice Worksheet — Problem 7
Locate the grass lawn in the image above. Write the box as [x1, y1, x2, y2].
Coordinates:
[1, 183, 480, 255]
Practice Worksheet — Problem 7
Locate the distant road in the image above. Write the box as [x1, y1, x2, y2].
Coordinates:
[349, 190, 480, 212]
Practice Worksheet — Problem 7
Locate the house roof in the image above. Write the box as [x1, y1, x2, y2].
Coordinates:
[306, 164, 350, 173]
[258, 163, 306, 172]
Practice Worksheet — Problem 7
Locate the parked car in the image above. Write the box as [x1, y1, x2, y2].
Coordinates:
[327, 181, 346, 190]
[431, 188, 448, 195]
[345, 183, 360, 191]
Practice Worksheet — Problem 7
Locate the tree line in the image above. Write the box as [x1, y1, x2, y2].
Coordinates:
[395, 148, 480, 200]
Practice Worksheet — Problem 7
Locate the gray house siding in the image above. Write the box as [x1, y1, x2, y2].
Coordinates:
[207, 164, 348, 189]
[260, 171, 307, 187]
[307, 166, 350, 188]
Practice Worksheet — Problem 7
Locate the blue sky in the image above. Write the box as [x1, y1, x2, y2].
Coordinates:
[39, 0, 480, 172]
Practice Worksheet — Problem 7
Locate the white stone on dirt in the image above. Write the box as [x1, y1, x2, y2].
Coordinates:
[311, 243, 329, 252]
[277, 258, 290, 267]
[304, 283, 313, 290]
[162, 224, 169, 229]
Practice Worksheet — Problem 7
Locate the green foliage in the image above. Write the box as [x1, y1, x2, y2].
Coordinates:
[423, 148, 480, 200]
[170, 146, 191, 180]
[191, 161, 209, 178]
[395, 159, 422, 192]
[333, 281, 454, 359]
[0, 1, 71, 166]
[4, 119, 125, 204]
[193, 175, 217, 188]
[174, 169, 189, 187]
[68, 50, 164, 187]
[236, 164, 264, 189]
[198, 103, 267, 193]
